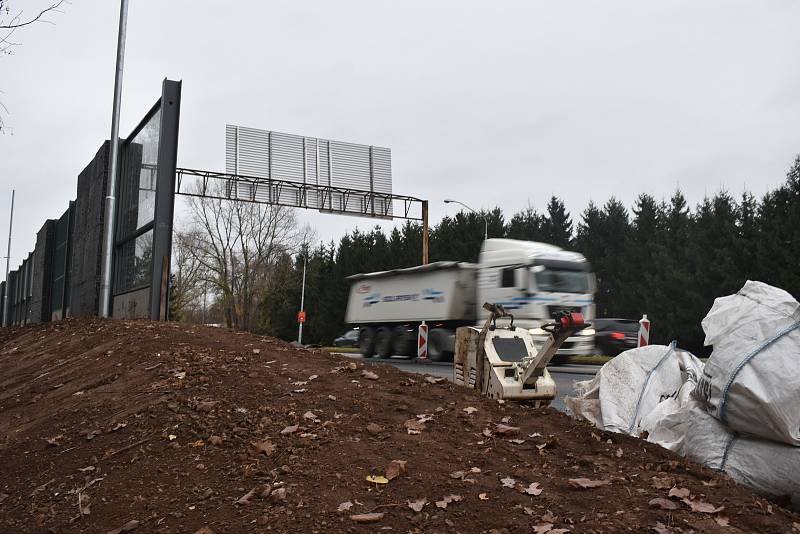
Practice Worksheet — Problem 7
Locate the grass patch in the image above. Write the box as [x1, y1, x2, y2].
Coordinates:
[320, 346, 360, 354]
[562, 355, 613, 365]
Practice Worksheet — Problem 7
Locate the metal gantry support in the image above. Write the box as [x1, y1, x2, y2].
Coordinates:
[175, 167, 427, 222]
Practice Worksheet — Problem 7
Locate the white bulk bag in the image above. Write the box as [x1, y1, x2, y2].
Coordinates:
[684, 407, 800, 509]
[697, 280, 800, 445]
[565, 343, 704, 453]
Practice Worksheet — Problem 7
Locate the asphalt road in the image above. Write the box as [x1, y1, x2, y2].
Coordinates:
[339, 353, 599, 413]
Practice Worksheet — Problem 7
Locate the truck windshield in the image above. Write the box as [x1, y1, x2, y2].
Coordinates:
[533, 268, 589, 293]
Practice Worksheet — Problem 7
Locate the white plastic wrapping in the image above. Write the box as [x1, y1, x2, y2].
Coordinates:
[697, 280, 800, 445]
[565, 344, 704, 453]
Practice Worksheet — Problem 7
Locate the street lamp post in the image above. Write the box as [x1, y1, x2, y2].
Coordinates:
[444, 198, 488, 240]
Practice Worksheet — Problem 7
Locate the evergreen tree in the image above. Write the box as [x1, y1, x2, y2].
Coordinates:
[505, 206, 545, 241]
[542, 196, 573, 248]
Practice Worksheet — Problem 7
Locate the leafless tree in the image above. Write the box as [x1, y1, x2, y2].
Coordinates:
[178, 181, 312, 330]
[1, 0, 68, 133]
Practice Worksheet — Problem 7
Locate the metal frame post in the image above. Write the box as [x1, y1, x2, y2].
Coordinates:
[2, 189, 14, 326]
[99, 0, 129, 317]
[149, 79, 182, 320]
[422, 200, 429, 265]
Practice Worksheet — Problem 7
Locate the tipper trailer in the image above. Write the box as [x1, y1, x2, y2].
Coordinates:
[345, 238, 596, 361]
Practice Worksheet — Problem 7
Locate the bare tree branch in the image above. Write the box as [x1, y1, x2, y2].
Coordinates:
[0, 0, 67, 30]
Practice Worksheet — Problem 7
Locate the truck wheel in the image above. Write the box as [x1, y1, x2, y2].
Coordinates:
[428, 329, 451, 362]
[375, 327, 393, 358]
[392, 326, 415, 358]
[359, 327, 376, 358]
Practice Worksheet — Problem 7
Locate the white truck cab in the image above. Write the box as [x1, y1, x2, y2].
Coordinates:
[477, 239, 595, 356]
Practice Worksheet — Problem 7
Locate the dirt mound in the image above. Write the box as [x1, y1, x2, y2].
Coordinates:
[0, 318, 797, 533]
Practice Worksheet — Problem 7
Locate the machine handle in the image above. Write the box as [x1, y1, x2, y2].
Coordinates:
[482, 302, 515, 330]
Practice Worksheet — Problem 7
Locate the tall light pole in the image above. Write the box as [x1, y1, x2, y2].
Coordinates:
[444, 198, 488, 240]
[99, 0, 129, 317]
[297, 247, 307, 345]
[2, 189, 14, 327]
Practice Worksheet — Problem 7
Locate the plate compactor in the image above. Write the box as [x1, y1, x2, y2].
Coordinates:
[454, 303, 588, 405]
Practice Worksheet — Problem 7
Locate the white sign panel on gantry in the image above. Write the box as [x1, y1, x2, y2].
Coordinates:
[225, 125, 393, 218]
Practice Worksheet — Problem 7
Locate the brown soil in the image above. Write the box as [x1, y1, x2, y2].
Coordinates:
[0, 318, 797, 534]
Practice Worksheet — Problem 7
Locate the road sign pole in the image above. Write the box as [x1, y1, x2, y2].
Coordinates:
[297, 252, 307, 345]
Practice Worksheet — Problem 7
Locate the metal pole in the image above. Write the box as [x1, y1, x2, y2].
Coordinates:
[99, 0, 129, 317]
[298, 251, 307, 345]
[422, 200, 429, 265]
[2, 189, 14, 327]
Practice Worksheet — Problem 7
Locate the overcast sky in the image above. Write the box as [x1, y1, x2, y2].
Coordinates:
[2, 0, 800, 266]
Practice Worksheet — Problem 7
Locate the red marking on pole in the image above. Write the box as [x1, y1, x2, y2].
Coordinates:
[418, 322, 428, 359]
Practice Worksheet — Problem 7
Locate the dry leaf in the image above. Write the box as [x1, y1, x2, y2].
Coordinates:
[252, 348, 260, 354]
[404, 419, 426, 434]
[408, 498, 426, 512]
[235, 488, 256, 506]
[194, 527, 214, 534]
[542, 511, 557, 523]
[683, 498, 723, 514]
[251, 440, 276, 456]
[715, 516, 730, 527]
[366, 423, 383, 434]
[479, 493, 489, 500]
[337, 501, 353, 512]
[385, 459, 407, 480]
[568, 478, 611, 489]
[651, 522, 673, 534]
[650, 475, 675, 490]
[450, 470, 466, 480]
[280, 425, 299, 435]
[350, 512, 385, 523]
[361, 370, 379, 380]
[648, 498, 678, 511]
[667, 487, 690, 500]
[463, 406, 478, 414]
[79, 493, 91, 516]
[495, 424, 520, 435]
[500, 477, 517, 488]
[366, 475, 389, 484]
[303, 411, 319, 421]
[435, 494, 462, 509]
[209, 435, 224, 446]
[533, 524, 554, 534]
[701, 479, 719, 487]
[508, 439, 526, 445]
[615, 448, 623, 458]
[425, 376, 446, 384]
[470, 467, 481, 473]
[521, 482, 543, 496]
[529, 432, 543, 438]
[482, 428, 493, 437]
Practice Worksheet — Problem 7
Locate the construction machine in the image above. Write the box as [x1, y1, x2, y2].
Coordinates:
[454, 302, 588, 405]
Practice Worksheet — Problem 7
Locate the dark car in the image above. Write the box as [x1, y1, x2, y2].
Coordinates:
[594, 318, 639, 356]
[333, 328, 360, 348]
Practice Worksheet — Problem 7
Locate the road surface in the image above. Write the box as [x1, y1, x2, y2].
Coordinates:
[339, 353, 598, 412]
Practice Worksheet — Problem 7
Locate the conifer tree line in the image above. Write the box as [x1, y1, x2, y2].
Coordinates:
[254, 155, 800, 355]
